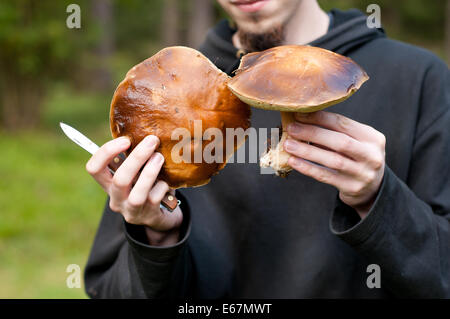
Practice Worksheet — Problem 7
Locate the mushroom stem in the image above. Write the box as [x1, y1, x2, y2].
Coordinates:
[260, 111, 295, 176]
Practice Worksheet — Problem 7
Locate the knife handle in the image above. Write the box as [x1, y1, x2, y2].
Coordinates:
[107, 153, 179, 212]
[108, 154, 124, 172]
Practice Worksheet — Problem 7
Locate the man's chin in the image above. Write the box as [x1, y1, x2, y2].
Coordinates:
[236, 23, 285, 52]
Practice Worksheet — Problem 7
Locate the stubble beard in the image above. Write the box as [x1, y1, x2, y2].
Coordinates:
[236, 23, 286, 53]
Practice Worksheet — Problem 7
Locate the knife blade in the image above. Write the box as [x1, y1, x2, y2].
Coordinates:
[59, 122, 179, 211]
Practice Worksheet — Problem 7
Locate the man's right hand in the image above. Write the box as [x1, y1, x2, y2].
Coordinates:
[85, 135, 183, 246]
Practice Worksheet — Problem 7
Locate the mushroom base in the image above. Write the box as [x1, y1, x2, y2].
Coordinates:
[259, 112, 294, 177]
[260, 136, 292, 177]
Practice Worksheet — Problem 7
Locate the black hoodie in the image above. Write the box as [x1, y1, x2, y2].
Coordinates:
[84, 9, 450, 298]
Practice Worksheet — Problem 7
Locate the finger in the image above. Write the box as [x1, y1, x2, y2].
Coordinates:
[287, 122, 370, 161]
[110, 135, 159, 201]
[289, 156, 368, 197]
[127, 152, 165, 208]
[284, 138, 360, 175]
[288, 156, 345, 189]
[148, 180, 170, 207]
[86, 137, 131, 190]
[294, 111, 383, 143]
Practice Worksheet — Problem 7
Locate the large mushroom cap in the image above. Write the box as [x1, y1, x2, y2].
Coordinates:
[227, 45, 369, 176]
[227, 45, 369, 112]
[110, 46, 251, 189]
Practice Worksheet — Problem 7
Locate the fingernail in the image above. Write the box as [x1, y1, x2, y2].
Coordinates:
[153, 152, 164, 163]
[284, 139, 295, 151]
[144, 135, 157, 147]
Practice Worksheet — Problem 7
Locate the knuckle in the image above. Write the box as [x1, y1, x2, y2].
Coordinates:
[361, 170, 376, 184]
[317, 173, 329, 184]
[335, 113, 350, 130]
[109, 201, 121, 212]
[369, 153, 384, 170]
[112, 175, 128, 189]
[331, 156, 345, 171]
[372, 158, 384, 170]
[313, 169, 329, 184]
[122, 213, 135, 224]
[339, 136, 354, 152]
[148, 195, 160, 206]
[127, 197, 143, 209]
[377, 132, 386, 147]
[348, 183, 365, 196]
[160, 181, 170, 193]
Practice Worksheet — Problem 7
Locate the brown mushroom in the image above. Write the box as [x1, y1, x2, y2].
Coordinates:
[110, 46, 251, 189]
[227, 45, 369, 176]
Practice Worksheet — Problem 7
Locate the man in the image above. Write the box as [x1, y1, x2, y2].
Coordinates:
[84, 0, 450, 298]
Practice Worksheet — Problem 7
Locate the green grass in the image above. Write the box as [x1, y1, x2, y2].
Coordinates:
[0, 86, 113, 298]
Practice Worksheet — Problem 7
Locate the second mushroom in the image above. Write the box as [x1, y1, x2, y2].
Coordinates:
[227, 45, 369, 176]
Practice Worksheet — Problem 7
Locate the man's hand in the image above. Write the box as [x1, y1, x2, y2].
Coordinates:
[284, 111, 386, 219]
[86, 135, 183, 246]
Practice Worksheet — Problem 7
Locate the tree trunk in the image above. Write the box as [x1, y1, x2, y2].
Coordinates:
[162, 0, 180, 46]
[0, 70, 44, 131]
[0, 2, 44, 130]
[92, 0, 114, 91]
[188, 0, 214, 48]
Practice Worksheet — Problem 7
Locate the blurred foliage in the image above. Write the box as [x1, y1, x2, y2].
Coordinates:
[0, 87, 111, 298]
[0, 0, 447, 298]
[0, 1, 78, 77]
[0, 0, 446, 128]
[0, 130, 108, 298]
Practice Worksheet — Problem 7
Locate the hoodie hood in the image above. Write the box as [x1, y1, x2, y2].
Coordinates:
[199, 8, 386, 75]
[311, 9, 386, 54]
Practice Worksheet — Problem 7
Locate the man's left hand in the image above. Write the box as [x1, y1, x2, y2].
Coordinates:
[284, 111, 386, 219]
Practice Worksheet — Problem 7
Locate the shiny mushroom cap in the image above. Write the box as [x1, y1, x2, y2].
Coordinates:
[227, 45, 369, 112]
[110, 46, 251, 189]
